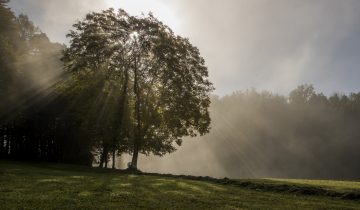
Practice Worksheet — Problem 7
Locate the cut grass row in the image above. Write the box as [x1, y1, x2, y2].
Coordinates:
[138, 173, 360, 201]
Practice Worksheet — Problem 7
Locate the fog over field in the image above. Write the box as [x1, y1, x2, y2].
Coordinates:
[136, 89, 360, 179]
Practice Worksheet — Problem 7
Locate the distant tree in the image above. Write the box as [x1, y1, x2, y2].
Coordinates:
[289, 84, 316, 105]
[62, 9, 214, 169]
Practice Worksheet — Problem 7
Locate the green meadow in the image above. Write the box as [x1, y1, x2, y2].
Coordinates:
[0, 160, 359, 210]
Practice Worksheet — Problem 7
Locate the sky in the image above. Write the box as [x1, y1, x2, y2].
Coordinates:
[9, 0, 360, 96]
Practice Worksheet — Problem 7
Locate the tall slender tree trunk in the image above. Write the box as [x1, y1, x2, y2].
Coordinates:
[131, 53, 142, 169]
[5, 129, 10, 157]
[0, 126, 4, 157]
[114, 67, 129, 169]
[99, 151, 104, 168]
[112, 139, 116, 169]
[99, 157, 104, 168]
[112, 150, 116, 169]
[6, 124, 12, 157]
[105, 157, 108, 168]
[99, 143, 108, 168]
[131, 140, 139, 169]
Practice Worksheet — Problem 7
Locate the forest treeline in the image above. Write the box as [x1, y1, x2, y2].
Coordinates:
[0, 0, 78, 164]
[199, 87, 360, 179]
[141, 86, 360, 179]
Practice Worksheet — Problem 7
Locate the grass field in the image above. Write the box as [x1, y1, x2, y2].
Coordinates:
[267, 178, 360, 191]
[0, 160, 359, 209]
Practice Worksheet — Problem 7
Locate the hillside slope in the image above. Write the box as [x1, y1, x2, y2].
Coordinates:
[0, 160, 359, 209]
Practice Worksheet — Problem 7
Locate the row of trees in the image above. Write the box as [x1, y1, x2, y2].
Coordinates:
[0, 2, 213, 169]
[199, 85, 360, 179]
[0, 0, 87, 164]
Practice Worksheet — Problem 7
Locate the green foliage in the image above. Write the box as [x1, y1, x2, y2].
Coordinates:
[62, 9, 214, 168]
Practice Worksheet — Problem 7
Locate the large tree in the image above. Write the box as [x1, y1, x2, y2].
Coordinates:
[62, 9, 213, 169]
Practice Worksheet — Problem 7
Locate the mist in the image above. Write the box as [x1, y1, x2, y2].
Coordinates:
[136, 87, 360, 179]
[0, 12, 63, 120]
[159, 0, 360, 96]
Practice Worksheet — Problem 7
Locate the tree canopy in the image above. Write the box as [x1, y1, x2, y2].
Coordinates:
[62, 9, 213, 169]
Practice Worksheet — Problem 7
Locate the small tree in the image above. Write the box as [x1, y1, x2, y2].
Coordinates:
[62, 9, 214, 169]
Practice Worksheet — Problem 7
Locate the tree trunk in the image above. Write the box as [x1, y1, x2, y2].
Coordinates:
[131, 53, 142, 169]
[111, 147, 116, 169]
[99, 143, 108, 168]
[4, 128, 10, 157]
[105, 157, 108, 168]
[99, 156, 104, 168]
[6, 124, 12, 157]
[131, 144, 139, 169]
[114, 67, 129, 169]
[0, 126, 4, 157]
[111, 137, 116, 169]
